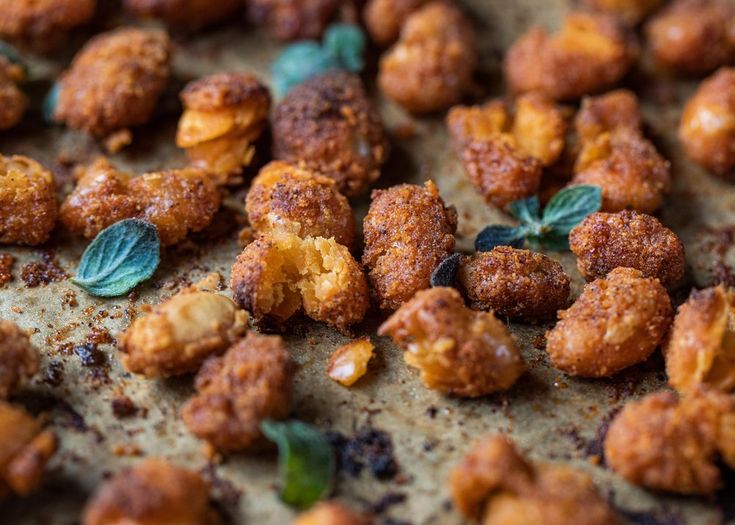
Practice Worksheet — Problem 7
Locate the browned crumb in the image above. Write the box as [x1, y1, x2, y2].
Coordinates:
[0, 321, 38, 398]
[327, 337, 374, 387]
[293, 501, 372, 525]
[0, 0, 95, 50]
[20, 252, 67, 288]
[363, 0, 430, 46]
[124, 0, 242, 30]
[0, 254, 13, 287]
[248, 0, 342, 40]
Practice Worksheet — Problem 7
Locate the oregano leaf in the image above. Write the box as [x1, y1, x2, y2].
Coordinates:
[475, 225, 525, 252]
[509, 196, 541, 225]
[271, 42, 339, 98]
[430, 253, 461, 288]
[323, 23, 366, 72]
[42, 82, 60, 123]
[541, 185, 602, 234]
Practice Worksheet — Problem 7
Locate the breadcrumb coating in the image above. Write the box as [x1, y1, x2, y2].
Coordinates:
[0, 0, 95, 50]
[583, 0, 662, 25]
[124, 0, 241, 30]
[293, 502, 372, 525]
[574, 89, 642, 142]
[0, 321, 38, 399]
[248, 0, 342, 40]
[363, 0, 431, 46]
[327, 337, 374, 387]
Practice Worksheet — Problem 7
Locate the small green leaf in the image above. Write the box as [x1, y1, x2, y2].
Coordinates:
[475, 225, 525, 252]
[72, 219, 160, 297]
[261, 420, 335, 509]
[0, 40, 27, 77]
[42, 82, 60, 123]
[430, 253, 461, 288]
[541, 185, 602, 234]
[272, 42, 339, 98]
[323, 23, 366, 72]
[527, 231, 569, 251]
[509, 196, 540, 225]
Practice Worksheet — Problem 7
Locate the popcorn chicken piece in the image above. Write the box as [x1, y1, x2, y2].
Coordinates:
[546, 267, 672, 377]
[0, 0, 95, 50]
[573, 89, 642, 142]
[505, 12, 639, 101]
[248, 0, 343, 40]
[583, 0, 662, 25]
[363, 181, 457, 311]
[327, 337, 374, 387]
[0, 57, 26, 130]
[124, 0, 241, 30]
[294, 502, 372, 525]
[0, 321, 38, 398]
[0, 154, 58, 246]
[570, 210, 685, 287]
[378, 287, 524, 397]
[181, 332, 294, 452]
[378, 1, 476, 114]
[176, 73, 271, 184]
[246, 161, 355, 247]
[363, 0, 431, 46]
[272, 71, 389, 197]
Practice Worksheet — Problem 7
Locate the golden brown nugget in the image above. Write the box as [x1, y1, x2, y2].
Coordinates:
[546, 267, 672, 377]
[378, 1, 476, 114]
[176, 73, 271, 184]
[0, 154, 58, 246]
[574, 89, 642, 141]
[583, 0, 662, 25]
[505, 12, 639, 101]
[83, 458, 218, 525]
[53, 27, 171, 140]
[124, 0, 241, 30]
[363, 181, 457, 311]
[569, 210, 685, 287]
[0, 321, 38, 399]
[458, 247, 570, 321]
[378, 287, 524, 397]
[248, 0, 342, 40]
[245, 161, 355, 247]
[363, 0, 431, 46]
[272, 71, 389, 197]
[294, 502, 372, 525]
[181, 332, 294, 452]
[0, 0, 95, 49]
[0, 57, 26, 131]
[327, 337, 374, 387]
[450, 434, 619, 525]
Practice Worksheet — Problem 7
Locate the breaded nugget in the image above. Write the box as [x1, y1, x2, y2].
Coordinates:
[450, 434, 619, 525]
[177, 73, 271, 184]
[327, 337, 374, 387]
[0, 154, 58, 246]
[570, 210, 685, 287]
[0, 58, 26, 131]
[246, 161, 355, 247]
[294, 502, 372, 525]
[546, 267, 672, 377]
[0, 0, 95, 50]
[181, 332, 294, 452]
[248, 0, 342, 40]
[378, 287, 525, 397]
[458, 247, 570, 321]
[124, 0, 241, 30]
[583, 0, 662, 25]
[272, 71, 388, 196]
[0, 321, 38, 398]
[378, 1, 476, 114]
[363, 0, 431, 46]
[505, 12, 639, 101]
[574, 89, 642, 141]
[83, 458, 218, 525]
[362, 181, 457, 310]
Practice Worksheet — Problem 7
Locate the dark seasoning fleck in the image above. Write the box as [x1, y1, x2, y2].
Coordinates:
[20, 250, 68, 287]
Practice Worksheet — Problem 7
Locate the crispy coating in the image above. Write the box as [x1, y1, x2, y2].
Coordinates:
[457, 247, 570, 321]
[378, 1, 477, 114]
[293, 502, 372, 525]
[583, 0, 662, 25]
[378, 287, 525, 397]
[54, 27, 171, 139]
[0, 59, 26, 131]
[569, 210, 685, 287]
[181, 332, 294, 452]
[363, 0, 431, 46]
[605, 387, 735, 494]
[124, 0, 241, 29]
[505, 12, 639, 101]
[272, 71, 389, 197]
[245, 161, 355, 247]
[0, 154, 58, 246]
[574, 89, 642, 142]
[450, 435, 619, 525]
[362, 181, 457, 311]
[327, 337, 374, 387]
[0, 0, 95, 49]
[83, 458, 218, 525]
[177, 73, 271, 184]
[0, 321, 38, 399]
[230, 231, 369, 332]
[546, 267, 672, 377]
[248, 0, 342, 40]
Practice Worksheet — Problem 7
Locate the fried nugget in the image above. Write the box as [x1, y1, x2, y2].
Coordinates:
[378, 1, 476, 114]
[0, 321, 38, 399]
[0, 57, 26, 131]
[327, 337, 374, 387]
[248, 0, 342, 40]
[0, 0, 95, 50]
[294, 502, 372, 525]
[181, 332, 294, 452]
[378, 287, 524, 397]
[362, 181, 457, 311]
[573, 88, 642, 141]
[363, 0, 431, 46]
[272, 71, 389, 197]
[124, 0, 241, 30]
[583, 0, 662, 25]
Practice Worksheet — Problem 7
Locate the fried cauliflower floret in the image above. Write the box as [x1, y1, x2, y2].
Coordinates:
[363, 0, 431, 46]
[378, 1, 476, 114]
[574, 89, 642, 142]
[378, 287, 524, 397]
[363, 181, 457, 311]
[181, 332, 294, 452]
[83, 458, 218, 525]
[53, 27, 171, 140]
[272, 71, 389, 197]
[248, 0, 342, 40]
[0, 402, 57, 500]
[546, 267, 672, 377]
[0, 154, 58, 246]
[605, 387, 735, 494]
[583, 0, 662, 25]
[0, 0, 95, 50]
[230, 231, 369, 332]
[645, 0, 735, 75]
[457, 247, 570, 321]
[0, 321, 38, 399]
[680, 68, 735, 178]
[294, 502, 372, 525]
[569, 210, 685, 287]
[124, 0, 241, 30]
[0, 58, 26, 131]
[327, 337, 374, 387]
[245, 161, 355, 247]
[450, 435, 619, 525]
[505, 12, 639, 101]
[176, 73, 271, 184]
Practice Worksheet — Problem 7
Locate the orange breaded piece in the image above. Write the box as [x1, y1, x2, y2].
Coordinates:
[327, 337, 374, 387]
[458, 247, 570, 321]
[505, 11, 639, 101]
[363, 181, 457, 311]
[0, 321, 38, 399]
[83, 458, 218, 525]
[54, 27, 171, 139]
[293, 502, 372, 525]
[0, 59, 26, 131]
[583, 0, 662, 25]
[0, 0, 95, 50]
[574, 89, 642, 142]
[181, 332, 294, 452]
[450, 434, 619, 525]
[124, 0, 241, 30]
[246, 161, 355, 247]
[378, 287, 525, 397]
[248, 0, 342, 40]
[363, 0, 431, 46]
[0, 154, 58, 246]
[378, 1, 476, 114]
[546, 267, 672, 377]
[272, 71, 389, 197]
[570, 210, 685, 287]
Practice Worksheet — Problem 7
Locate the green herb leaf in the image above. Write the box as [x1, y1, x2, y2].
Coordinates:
[72, 219, 160, 297]
[42, 82, 60, 123]
[0, 40, 27, 77]
[272, 42, 339, 99]
[526, 231, 569, 251]
[261, 420, 335, 509]
[541, 185, 601, 235]
[430, 253, 461, 287]
[475, 225, 526, 252]
[509, 196, 540, 225]
[323, 24, 366, 72]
